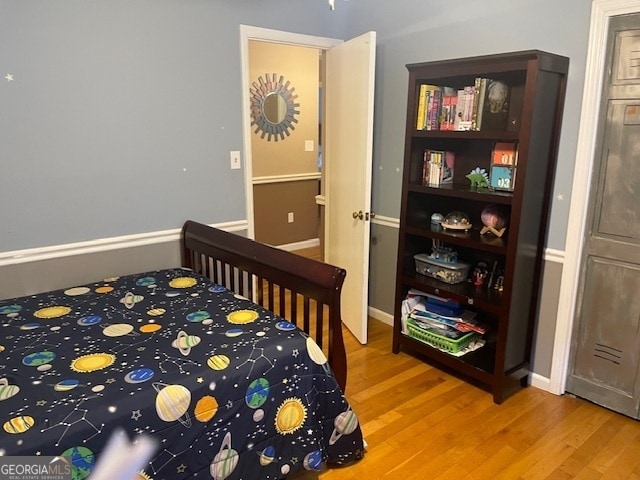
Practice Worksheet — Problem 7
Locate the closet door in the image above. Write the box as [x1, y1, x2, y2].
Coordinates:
[566, 16, 640, 418]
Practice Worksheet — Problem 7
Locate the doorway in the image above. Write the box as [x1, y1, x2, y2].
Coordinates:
[239, 26, 340, 243]
[239, 26, 377, 344]
[247, 39, 324, 252]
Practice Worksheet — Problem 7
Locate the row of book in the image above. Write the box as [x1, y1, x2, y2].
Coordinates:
[422, 149, 455, 186]
[415, 78, 512, 132]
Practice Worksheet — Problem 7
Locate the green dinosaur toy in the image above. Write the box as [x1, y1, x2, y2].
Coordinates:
[466, 168, 490, 188]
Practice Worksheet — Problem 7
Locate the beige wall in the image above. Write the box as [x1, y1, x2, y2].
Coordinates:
[249, 41, 320, 246]
[249, 41, 319, 177]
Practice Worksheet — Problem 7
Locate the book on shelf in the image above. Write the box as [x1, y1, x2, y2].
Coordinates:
[471, 77, 487, 130]
[411, 297, 487, 335]
[422, 149, 455, 186]
[441, 150, 455, 183]
[454, 86, 475, 131]
[422, 150, 432, 186]
[416, 84, 428, 130]
[409, 316, 474, 340]
[440, 94, 457, 130]
[416, 84, 441, 130]
[427, 88, 443, 130]
[406, 315, 487, 357]
[490, 141, 518, 191]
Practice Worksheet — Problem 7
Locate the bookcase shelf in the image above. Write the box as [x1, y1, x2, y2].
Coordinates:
[392, 50, 569, 404]
[413, 130, 520, 141]
[405, 226, 507, 254]
[407, 183, 514, 204]
[401, 272, 503, 314]
[398, 333, 497, 383]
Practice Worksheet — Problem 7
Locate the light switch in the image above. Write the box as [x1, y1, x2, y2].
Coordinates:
[305, 140, 314, 152]
[230, 151, 241, 169]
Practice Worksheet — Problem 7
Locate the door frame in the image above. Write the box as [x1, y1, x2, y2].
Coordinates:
[550, 0, 640, 395]
[239, 25, 341, 239]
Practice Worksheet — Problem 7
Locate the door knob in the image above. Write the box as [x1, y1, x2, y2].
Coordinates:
[352, 210, 364, 220]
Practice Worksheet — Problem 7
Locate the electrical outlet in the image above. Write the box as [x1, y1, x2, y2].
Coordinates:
[288, 212, 294, 223]
[230, 151, 241, 169]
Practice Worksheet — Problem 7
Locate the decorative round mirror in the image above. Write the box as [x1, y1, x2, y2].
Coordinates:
[250, 74, 299, 142]
[263, 92, 287, 124]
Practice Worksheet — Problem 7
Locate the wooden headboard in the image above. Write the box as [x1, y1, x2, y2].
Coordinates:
[180, 220, 348, 391]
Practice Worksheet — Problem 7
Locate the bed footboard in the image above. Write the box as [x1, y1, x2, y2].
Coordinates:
[181, 220, 348, 391]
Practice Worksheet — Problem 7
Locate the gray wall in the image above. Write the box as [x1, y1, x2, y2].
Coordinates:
[369, 222, 398, 315]
[0, 240, 181, 299]
[0, 0, 346, 251]
[346, 0, 591, 251]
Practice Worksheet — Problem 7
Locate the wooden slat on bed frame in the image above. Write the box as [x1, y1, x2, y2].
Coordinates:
[180, 220, 348, 391]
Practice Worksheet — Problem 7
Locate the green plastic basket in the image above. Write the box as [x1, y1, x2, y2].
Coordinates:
[406, 317, 477, 353]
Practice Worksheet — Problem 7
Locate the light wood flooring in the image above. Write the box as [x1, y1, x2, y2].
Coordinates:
[289, 245, 640, 479]
[291, 319, 640, 479]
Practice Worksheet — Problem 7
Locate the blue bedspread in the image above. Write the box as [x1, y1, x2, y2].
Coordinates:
[0, 268, 364, 479]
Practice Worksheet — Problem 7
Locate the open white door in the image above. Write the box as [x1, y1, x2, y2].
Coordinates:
[324, 31, 376, 344]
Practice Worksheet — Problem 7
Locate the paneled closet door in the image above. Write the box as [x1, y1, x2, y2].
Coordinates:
[566, 16, 640, 419]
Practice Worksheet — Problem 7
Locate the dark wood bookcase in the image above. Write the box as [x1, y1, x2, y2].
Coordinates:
[392, 51, 569, 403]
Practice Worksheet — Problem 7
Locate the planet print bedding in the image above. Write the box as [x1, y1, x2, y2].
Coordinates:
[0, 267, 364, 479]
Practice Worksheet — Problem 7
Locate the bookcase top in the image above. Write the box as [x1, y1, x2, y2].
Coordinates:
[406, 50, 569, 76]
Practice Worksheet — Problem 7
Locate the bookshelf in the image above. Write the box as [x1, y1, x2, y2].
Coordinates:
[392, 51, 569, 404]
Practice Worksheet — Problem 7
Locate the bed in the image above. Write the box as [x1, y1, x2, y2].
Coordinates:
[0, 220, 364, 479]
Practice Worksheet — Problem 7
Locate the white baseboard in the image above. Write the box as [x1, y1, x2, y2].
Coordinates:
[368, 306, 393, 326]
[278, 238, 320, 252]
[530, 372, 552, 393]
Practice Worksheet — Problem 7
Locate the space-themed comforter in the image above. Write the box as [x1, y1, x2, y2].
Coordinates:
[0, 267, 364, 479]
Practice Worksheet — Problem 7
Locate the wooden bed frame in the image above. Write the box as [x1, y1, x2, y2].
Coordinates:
[181, 220, 349, 390]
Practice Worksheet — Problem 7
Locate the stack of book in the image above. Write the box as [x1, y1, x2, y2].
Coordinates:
[410, 296, 486, 335]
[402, 290, 487, 356]
[415, 78, 511, 132]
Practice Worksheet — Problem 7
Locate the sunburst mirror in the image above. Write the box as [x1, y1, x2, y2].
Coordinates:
[250, 73, 300, 141]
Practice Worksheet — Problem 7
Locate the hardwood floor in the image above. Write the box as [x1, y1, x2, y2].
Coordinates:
[293, 245, 323, 262]
[291, 319, 640, 479]
[289, 245, 640, 478]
